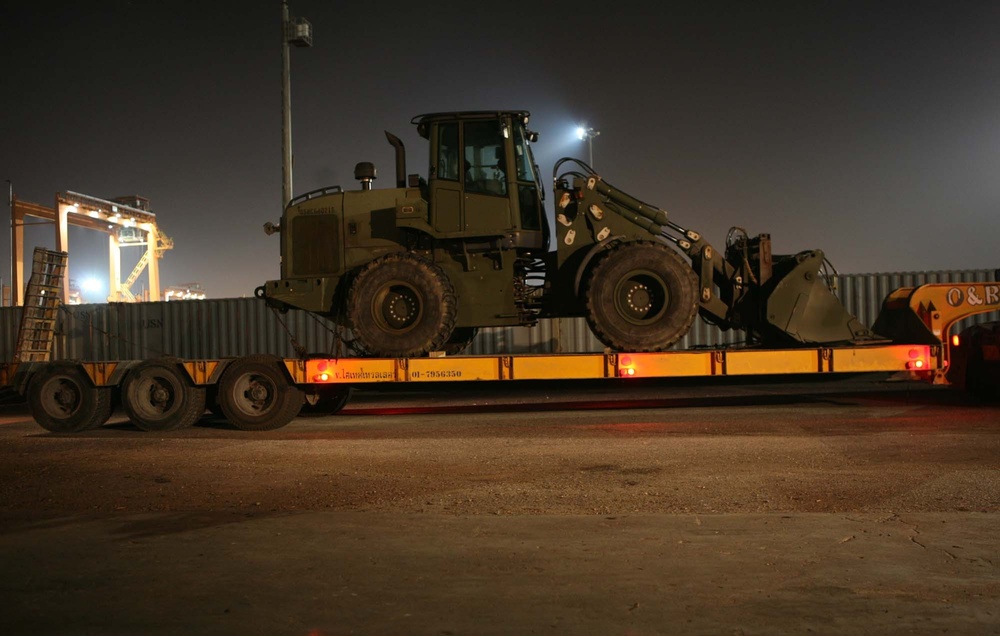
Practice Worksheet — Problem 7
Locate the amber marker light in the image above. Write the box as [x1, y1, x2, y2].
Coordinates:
[905, 346, 929, 370]
[618, 355, 637, 377]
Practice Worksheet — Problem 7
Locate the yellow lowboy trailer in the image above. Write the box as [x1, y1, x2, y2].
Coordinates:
[288, 344, 939, 384]
[2, 282, 996, 434]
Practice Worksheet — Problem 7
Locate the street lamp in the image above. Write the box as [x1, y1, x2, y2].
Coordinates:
[575, 126, 600, 168]
[281, 1, 313, 207]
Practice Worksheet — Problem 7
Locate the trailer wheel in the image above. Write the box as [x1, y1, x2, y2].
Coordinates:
[121, 359, 206, 431]
[300, 386, 354, 415]
[26, 363, 113, 433]
[440, 327, 479, 355]
[347, 253, 457, 357]
[218, 355, 305, 431]
[585, 241, 698, 351]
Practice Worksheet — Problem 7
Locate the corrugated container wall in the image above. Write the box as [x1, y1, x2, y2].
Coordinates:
[0, 269, 996, 362]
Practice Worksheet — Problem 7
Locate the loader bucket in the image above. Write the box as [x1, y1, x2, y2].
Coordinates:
[760, 250, 874, 345]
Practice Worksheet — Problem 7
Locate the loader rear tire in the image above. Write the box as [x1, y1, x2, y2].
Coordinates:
[347, 253, 457, 357]
[585, 241, 698, 351]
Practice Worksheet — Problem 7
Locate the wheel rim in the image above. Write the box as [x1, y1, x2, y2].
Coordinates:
[372, 281, 423, 332]
[613, 269, 669, 325]
[231, 372, 277, 416]
[134, 374, 177, 419]
[41, 376, 82, 418]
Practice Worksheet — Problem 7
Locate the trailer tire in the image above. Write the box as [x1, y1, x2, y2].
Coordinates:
[965, 347, 1000, 403]
[300, 386, 354, 415]
[121, 358, 206, 431]
[347, 253, 457, 357]
[217, 355, 305, 431]
[27, 363, 113, 433]
[585, 241, 698, 351]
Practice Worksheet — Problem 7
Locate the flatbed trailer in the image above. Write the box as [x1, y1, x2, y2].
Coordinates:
[2, 282, 997, 434]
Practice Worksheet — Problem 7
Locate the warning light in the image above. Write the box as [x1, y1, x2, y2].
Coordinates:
[312, 373, 330, 382]
[618, 355, 637, 377]
[951, 334, 961, 347]
[908, 348, 920, 359]
[316, 360, 328, 371]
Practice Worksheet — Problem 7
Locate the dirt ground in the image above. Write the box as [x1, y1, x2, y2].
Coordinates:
[1, 376, 998, 634]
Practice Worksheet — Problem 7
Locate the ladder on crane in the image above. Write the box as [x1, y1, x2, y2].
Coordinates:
[13, 248, 69, 362]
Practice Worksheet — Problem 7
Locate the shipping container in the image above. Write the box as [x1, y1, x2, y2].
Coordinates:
[1, 269, 997, 362]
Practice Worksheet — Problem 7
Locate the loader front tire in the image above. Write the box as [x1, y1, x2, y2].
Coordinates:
[347, 254, 457, 357]
[585, 241, 698, 352]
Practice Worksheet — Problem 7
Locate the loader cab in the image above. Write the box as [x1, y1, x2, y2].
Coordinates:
[414, 111, 546, 250]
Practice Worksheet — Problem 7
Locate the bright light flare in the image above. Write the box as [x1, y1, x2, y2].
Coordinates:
[575, 126, 587, 140]
[81, 277, 101, 293]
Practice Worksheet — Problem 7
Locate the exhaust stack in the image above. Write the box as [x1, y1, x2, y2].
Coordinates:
[384, 131, 406, 188]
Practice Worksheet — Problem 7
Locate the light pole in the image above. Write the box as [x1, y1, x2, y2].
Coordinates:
[281, 1, 313, 207]
[6, 179, 11, 307]
[575, 126, 600, 168]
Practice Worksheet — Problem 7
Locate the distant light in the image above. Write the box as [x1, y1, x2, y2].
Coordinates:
[81, 277, 101, 293]
[575, 127, 586, 140]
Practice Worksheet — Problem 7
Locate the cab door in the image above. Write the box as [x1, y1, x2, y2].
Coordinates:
[461, 118, 513, 236]
[429, 121, 463, 234]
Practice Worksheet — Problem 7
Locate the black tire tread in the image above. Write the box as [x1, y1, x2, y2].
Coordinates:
[121, 357, 207, 432]
[584, 241, 698, 352]
[346, 253, 457, 357]
[218, 354, 305, 431]
[26, 362, 113, 433]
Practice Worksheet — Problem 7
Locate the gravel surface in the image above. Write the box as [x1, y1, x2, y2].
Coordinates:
[2, 377, 997, 520]
[2, 376, 998, 635]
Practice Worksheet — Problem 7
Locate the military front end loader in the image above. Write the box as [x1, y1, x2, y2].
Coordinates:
[260, 110, 875, 357]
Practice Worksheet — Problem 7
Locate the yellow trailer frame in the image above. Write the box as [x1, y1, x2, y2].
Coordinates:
[280, 343, 941, 387]
[2, 282, 995, 433]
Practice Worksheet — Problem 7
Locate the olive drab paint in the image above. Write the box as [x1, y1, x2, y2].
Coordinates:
[260, 110, 883, 358]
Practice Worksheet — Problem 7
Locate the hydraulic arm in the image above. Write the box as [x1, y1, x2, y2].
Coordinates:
[552, 158, 875, 346]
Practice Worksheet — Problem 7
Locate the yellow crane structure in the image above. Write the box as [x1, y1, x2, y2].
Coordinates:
[10, 191, 173, 305]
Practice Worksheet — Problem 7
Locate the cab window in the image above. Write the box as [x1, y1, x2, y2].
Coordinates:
[436, 123, 459, 181]
[513, 125, 536, 184]
[463, 120, 507, 196]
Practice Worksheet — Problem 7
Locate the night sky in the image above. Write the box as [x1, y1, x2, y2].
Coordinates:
[2, 1, 998, 301]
